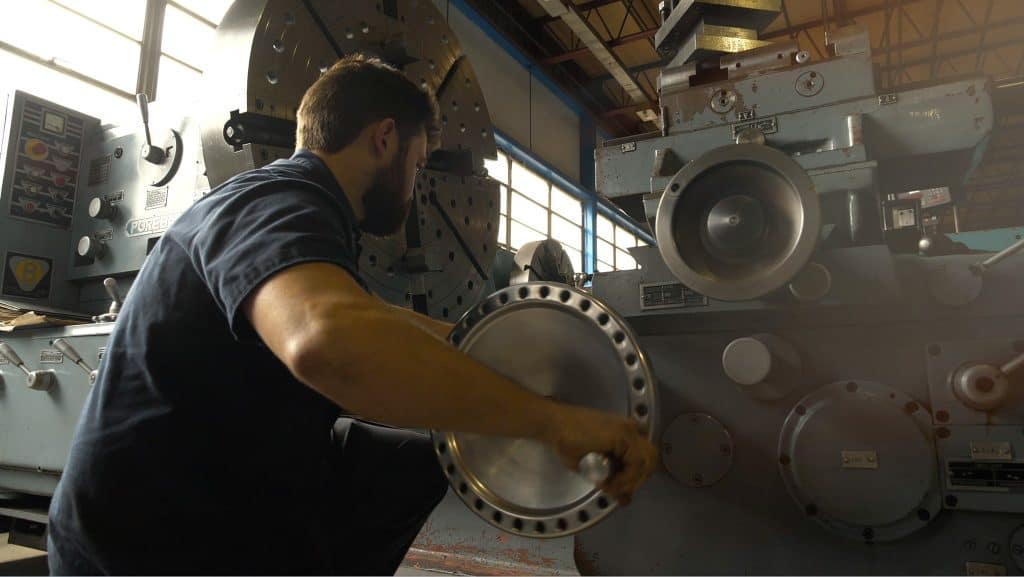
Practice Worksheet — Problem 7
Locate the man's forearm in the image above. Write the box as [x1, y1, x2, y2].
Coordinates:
[387, 304, 453, 341]
[295, 304, 558, 442]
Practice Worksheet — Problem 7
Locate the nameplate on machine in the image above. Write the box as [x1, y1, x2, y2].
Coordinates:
[641, 282, 708, 310]
[732, 117, 778, 138]
[40, 350, 64, 364]
[126, 213, 179, 237]
[145, 186, 169, 210]
[841, 450, 878, 469]
[970, 441, 1012, 461]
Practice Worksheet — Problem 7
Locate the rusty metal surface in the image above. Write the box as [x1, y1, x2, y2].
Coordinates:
[404, 493, 579, 575]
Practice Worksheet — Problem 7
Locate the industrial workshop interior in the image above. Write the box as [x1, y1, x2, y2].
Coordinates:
[1, 0, 1023, 574]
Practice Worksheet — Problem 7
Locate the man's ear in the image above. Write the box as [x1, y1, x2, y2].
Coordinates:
[372, 118, 399, 161]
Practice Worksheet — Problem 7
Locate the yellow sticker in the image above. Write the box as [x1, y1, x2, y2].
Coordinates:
[24, 138, 50, 161]
[9, 256, 51, 292]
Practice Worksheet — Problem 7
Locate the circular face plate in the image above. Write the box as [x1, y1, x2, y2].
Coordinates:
[200, 0, 499, 321]
[777, 380, 941, 541]
[661, 413, 733, 488]
[655, 144, 821, 301]
[433, 283, 658, 538]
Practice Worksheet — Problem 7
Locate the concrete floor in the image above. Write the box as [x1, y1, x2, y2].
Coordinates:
[0, 534, 48, 576]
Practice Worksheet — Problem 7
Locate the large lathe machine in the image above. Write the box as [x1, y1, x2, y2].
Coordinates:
[1, 0, 1023, 574]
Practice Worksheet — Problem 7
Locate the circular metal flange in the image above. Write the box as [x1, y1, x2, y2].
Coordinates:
[661, 413, 733, 488]
[433, 283, 658, 538]
[777, 380, 941, 542]
[795, 70, 824, 97]
[199, 0, 499, 321]
[710, 89, 736, 114]
[655, 144, 820, 301]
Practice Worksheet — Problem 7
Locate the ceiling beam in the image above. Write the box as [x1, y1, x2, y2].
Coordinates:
[542, 28, 658, 64]
[536, 0, 624, 24]
[762, 0, 930, 40]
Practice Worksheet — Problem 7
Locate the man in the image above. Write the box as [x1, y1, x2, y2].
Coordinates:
[48, 54, 658, 575]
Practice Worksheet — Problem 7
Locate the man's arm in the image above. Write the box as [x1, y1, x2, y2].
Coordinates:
[243, 262, 658, 502]
[386, 303, 453, 341]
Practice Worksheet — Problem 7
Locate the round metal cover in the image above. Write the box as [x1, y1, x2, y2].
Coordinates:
[777, 380, 941, 541]
[655, 144, 820, 301]
[510, 239, 575, 285]
[661, 413, 733, 488]
[433, 283, 658, 538]
[199, 0, 498, 321]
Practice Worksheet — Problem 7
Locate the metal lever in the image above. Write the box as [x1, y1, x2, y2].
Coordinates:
[970, 236, 1024, 276]
[0, 342, 56, 391]
[578, 452, 613, 484]
[136, 93, 166, 164]
[93, 278, 123, 323]
[53, 338, 98, 385]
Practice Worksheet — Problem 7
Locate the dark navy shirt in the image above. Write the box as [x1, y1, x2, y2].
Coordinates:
[49, 150, 365, 574]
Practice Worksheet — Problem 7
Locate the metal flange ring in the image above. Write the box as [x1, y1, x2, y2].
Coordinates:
[433, 282, 658, 538]
[655, 143, 820, 301]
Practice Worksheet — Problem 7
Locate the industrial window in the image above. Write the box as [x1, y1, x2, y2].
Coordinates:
[0, 0, 231, 124]
[486, 150, 585, 273]
[596, 214, 640, 272]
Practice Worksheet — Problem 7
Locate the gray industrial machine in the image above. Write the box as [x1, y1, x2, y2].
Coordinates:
[566, 0, 1022, 574]
[2, 0, 1023, 574]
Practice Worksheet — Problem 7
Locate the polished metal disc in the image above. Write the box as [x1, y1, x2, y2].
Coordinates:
[433, 283, 658, 538]
[777, 380, 941, 542]
[199, 0, 498, 321]
[655, 144, 820, 301]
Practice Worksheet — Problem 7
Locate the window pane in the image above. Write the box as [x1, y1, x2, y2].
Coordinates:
[597, 260, 614, 273]
[162, 5, 215, 70]
[510, 220, 545, 250]
[551, 186, 581, 220]
[498, 215, 509, 248]
[616, 225, 636, 248]
[486, 151, 509, 185]
[0, 0, 140, 92]
[0, 49, 136, 124]
[511, 192, 548, 235]
[499, 184, 508, 215]
[637, 239, 649, 247]
[155, 56, 202, 115]
[551, 215, 582, 250]
[170, 0, 234, 25]
[616, 249, 637, 270]
[511, 162, 548, 205]
[565, 248, 582, 274]
[54, 0, 147, 40]
[597, 214, 614, 240]
[597, 238, 614, 264]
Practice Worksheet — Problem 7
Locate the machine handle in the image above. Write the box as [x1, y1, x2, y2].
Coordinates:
[999, 350, 1024, 377]
[578, 452, 613, 484]
[0, 342, 28, 374]
[970, 236, 1024, 276]
[136, 93, 152, 146]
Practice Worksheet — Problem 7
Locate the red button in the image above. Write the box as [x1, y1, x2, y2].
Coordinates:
[32, 142, 48, 156]
[54, 176, 66, 187]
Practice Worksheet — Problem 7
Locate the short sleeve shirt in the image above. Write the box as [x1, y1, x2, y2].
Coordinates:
[48, 150, 366, 574]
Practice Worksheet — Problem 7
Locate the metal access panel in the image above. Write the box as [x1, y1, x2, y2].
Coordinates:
[0, 324, 112, 496]
[67, 111, 208, 281]
[0, 91, 98, 309]
[583, 249, 1024, 575]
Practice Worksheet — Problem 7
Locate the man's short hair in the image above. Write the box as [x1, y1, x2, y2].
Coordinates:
[296, 53, 441, 152]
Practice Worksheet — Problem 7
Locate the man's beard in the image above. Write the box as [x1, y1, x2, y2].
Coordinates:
[360, 151, 412, 237]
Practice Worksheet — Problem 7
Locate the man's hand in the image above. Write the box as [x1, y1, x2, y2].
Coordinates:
[546, 406, 659, 506]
